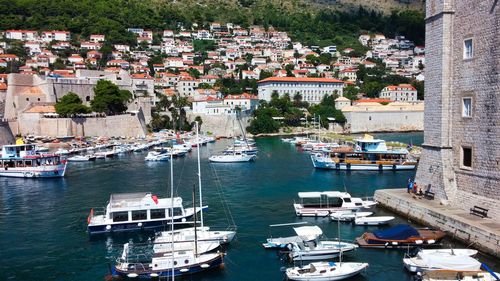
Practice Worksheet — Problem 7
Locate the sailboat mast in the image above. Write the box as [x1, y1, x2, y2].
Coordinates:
[169, 147, 175, 280]
[192, 184, 198, 257]
[195, 121, 203, 228]
[338, 217, 342, 265]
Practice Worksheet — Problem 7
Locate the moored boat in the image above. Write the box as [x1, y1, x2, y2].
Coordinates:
[356, 224, 445, 248]
[209, 152, 256, 163]
[285, 261, 368, 281]
[354, 216, 394, 225]
[263, 224, 323, 249]
[288, 239, 358, 261]
[293, 191, 377, 217]
[330, 211, 373, 222]
[87, 192, 205, 235]
[67, 154, 96, 162]
[403, 249, 482, 273]
[0, 144, 67, 178]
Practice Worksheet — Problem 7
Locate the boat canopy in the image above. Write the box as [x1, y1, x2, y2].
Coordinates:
[109, 193, 181, 210]
[373, 225, 419, 240]
[293, 226, 323, 239]
[420, 254, 481, 271]
[297, 191, 350, 199]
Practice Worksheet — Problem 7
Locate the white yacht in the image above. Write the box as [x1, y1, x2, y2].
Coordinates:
[145, 151, 169, 161]
[286, 261, 368, 281]
[87, 192, 205, 235]
[293, 191, 377, 217]
[263, 225, 323, 249]
[209, 152, 256, 163]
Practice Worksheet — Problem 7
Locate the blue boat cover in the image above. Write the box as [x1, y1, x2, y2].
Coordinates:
[373, 225, 419, 240]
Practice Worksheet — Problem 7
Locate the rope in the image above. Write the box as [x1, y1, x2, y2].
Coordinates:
[209, 160, 237, 229]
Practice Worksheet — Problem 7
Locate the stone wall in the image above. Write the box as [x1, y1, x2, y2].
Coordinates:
[14, 113, 147, 138]
[343, 110, 423, 133]
[186, 112, 251, 137]
[0, 122, 15, 145]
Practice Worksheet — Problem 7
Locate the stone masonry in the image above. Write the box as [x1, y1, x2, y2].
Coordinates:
[416, 0, 499, 219]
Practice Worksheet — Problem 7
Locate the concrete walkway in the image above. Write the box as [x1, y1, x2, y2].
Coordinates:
[374, 188, 500, 257]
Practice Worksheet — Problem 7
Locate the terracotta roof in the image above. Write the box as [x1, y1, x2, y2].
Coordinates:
[21, 87, 45, 96]
[225, 93, 258, 100]
[355, 98, 392, 103]
[0, 83, 7, 91]
[25, 105, 55, 113]
[258, 77, 344, 84]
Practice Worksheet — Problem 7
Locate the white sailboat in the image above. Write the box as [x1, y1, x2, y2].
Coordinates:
[354, 216, 395, 225]
[263, 223, 323, 249]
[209, 116, 256, 163]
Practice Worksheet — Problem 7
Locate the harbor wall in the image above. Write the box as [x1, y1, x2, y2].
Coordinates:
[186, 113, 251, 137]
[0, 122, 15, 145]
[14, 113, 147, 138]
[374, 189, 500, 257]
[343, 110, 424, 133]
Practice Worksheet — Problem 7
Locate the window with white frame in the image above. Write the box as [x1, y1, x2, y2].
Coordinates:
[461, 146, 472, 169]
[462, 97, 472, 117]
[464, 39, 473, 59]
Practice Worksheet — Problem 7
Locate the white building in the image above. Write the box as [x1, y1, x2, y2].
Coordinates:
[40, 31, 71, 42]
[177, 78, 199, 98]
[257, 77, 344, 104]
[5, 30, 38, 41]
[379, 84, 418, 101]
[192, 93, 259, 115]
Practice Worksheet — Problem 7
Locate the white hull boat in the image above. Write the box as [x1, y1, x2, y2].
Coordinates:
[209, 153, 255, 163]
[419, 249, 478, 257]
[156, 226, 236, 245]
[263, 225, 323, 249]
[294, 191, 377, 217]
[289, 240, 358, 261]
[67, 155, 96, 162]
[330, 211, 373, 222]
[145, 151, 169, 161]
[153, 240, 220, 254]
[403, 250, 482, 273]
[286, 261, 368, 281]
[354, 216, 394, 225]
[420, 270, 500, 281]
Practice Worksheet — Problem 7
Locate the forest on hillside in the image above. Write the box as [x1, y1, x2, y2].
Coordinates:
[0, 0, 424, 50]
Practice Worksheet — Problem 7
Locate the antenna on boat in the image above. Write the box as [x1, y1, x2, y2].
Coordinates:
[195, 121, 203, 228]
[169, 146, 175, 281]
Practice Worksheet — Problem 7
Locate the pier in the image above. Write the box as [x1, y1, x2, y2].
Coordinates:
[374, 188, 500, 257]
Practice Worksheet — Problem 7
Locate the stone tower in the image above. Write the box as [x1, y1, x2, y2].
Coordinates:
[416, 0, 499, 219]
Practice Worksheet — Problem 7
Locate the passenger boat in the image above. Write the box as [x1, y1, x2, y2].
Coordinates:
[263, 224, 323, 249]
[293, 191, 377, 217]
[87, 192, 205, 235]
[403, 249, 482, 273]
[0, 144, 67, 178]
[112, 243, 224, 278]
[354, 216, 394, 225]
[330, 211, 373, 222]
[285, 261, 368, 281]
[356, 224, 446, 248]
[311, 134, 417, 171]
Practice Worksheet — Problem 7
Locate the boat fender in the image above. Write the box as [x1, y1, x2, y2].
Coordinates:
[384, 242, 389, 248]
[106, 225, 112, 231]
[182, 218, 186, 222]
[391, 242, 398, 245]
[150, 273, 159, 277]
[415, 240, 423, 244]
[137, 222, 143, 228]
[427, 239, 435, 244]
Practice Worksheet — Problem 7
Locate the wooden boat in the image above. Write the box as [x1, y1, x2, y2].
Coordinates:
[356, 224, 445, 248]
[285, 261, 368, 281]
[354, 216, 394, 225]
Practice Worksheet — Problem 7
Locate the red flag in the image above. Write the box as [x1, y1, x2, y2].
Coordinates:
[152, 195, 159, 204]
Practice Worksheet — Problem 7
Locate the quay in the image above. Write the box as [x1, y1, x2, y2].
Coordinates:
[374, 189, 500, 257]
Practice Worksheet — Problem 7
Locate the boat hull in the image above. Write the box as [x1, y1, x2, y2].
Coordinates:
[311, 155, 415, 171]
[0, 164, 67, 178]
[87, 216, 195, 235]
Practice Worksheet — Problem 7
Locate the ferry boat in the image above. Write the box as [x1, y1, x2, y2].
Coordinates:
[87, 192, 206, 235]
[311, 134, 417, 171]
[293, 191, 377, 217]
[0, 144, 67, 178]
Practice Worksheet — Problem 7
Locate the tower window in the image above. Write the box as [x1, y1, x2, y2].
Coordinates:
[464, 39, 473, 59]
[462, 97, 472, 117]
[461, 146, 472, 169]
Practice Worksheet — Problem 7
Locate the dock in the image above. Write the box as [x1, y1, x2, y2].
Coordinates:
[374, 189, 500, 257]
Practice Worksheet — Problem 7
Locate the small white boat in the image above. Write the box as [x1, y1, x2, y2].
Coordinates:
[294, 191, 377, 217]
[145, 151, 169, 161]
[420, 270, 500, 281]
[263, 225, 323, 249]
[418, 249, 478, 257]
[94, 150, 115, 158]
[156, 226, 236, 245]
[153, 240, 221, 254]
[285, 261, 368, 281]
[354, 216, 394, 225]
[330, 211, 373, 222]
[67, 155, 96, 162]
[403, 251, 482, 273]
[209, 152, 256, 163]
[55, 148, 70, 155]
[289, 240, 358, 261]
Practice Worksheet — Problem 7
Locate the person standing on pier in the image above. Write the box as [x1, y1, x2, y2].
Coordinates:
[407, 178, 414, 194]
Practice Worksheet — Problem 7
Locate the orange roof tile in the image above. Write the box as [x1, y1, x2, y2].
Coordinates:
[25, 105, 56, 113]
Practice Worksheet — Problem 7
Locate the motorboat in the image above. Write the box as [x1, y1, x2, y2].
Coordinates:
[156, 226, 236, 246]
[112, 243, 224, 278]
[311, 134, 417, 171]
[87, 192, 206, 235]
[285, 261, 368, 281]
[354, 216, 394, 225]
[288, 239, 358, 261]
[0, 144, 67, 178]
[67, 155, 96, 162]
[145, 151, 170, 161]
[403, 250, 482, 273]
[356, 224, 446, 248]
[293, 191, 377, 217]
[418, 249, 478, 257]
[263, 225, 323, 249]
[330, 211, 373, 222]
[152, 239, 221, 255]
[418, 270, 500, 281]
[209, 152, 256, 163]
[94, 150, 115, 158]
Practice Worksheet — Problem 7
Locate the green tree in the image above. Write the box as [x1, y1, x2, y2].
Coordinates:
[91, 80, 132, 115]
[55, 92, 91, 117]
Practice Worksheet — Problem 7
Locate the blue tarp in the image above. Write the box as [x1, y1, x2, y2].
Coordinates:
[373, 225, 419, 240]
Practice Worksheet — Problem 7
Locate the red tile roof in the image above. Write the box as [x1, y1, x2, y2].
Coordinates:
[258, 77, 344, 84]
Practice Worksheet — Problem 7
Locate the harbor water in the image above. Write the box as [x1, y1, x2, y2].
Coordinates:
[1, 133, 498, 281]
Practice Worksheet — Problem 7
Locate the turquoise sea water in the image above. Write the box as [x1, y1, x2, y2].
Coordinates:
[1, 133, 497, 281]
